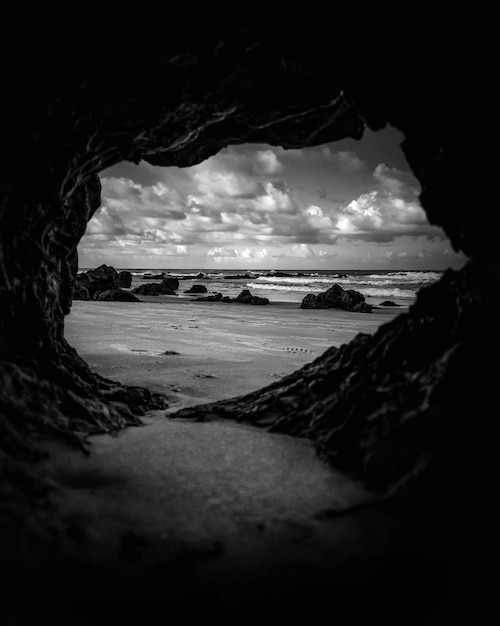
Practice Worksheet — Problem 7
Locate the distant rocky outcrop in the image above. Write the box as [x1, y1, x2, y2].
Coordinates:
[234, 289, 269, 305]
[141, 273, 165, 280]
[300, 284, 372, 313]
[118, 271, 133, 288]
[265, 270, 305, 277]
[177, 272, 208, 280]
[379, 300, 401, 307]
[223, 274, 253, 279]
[196, 289, 269, 305]
[96, 289, 141, 302]
[132, 277, 179, 296]
[185, 284, 208, 294]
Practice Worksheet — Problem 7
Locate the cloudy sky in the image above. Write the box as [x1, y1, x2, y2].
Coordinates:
[78, 127, 466, 270]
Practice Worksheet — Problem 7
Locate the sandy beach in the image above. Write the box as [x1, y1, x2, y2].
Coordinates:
[65, 296, 401, 411]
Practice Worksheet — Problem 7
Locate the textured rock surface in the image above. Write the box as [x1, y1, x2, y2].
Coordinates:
[172, 262, 489, 503]
[300, 284, 372, 313]
[0, 28, 489, 612]
[184, 284, 207, 293]
[83, 265, 119, 299]
[132, 278, 178, 296]
[96, 289, 140, 302]
[196, 289, 269, 304]
[117, 270, 133, 288]
[234, 289, 270, 305]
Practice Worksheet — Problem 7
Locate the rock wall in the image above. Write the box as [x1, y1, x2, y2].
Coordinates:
[0, 28, 489, 570]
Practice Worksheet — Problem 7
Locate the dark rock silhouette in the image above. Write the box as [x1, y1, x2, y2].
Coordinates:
[184, 284, 207, 293]
[96, 289, 140, 302]
[78, 264, 119, 299]
[196, 292, 223, 301]
[379, 300, 401, 307]
[223, 273, 253, 279]
[87, 265, 119, 297]
[196, 289, 269, 305]
[300, 284, 372, 313]
[234, 289, 269, 305]
[73, 280, 90, 301]
[133, 277, 179, 296]
[117, 271, 133, 288]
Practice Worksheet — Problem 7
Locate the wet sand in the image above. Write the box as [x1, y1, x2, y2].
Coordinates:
[65, 297, 400, 410]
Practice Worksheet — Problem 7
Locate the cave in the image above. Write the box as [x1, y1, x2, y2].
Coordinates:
[0, 28, 490, 623]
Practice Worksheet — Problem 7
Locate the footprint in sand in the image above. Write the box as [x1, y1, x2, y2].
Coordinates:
[193, 372, 217, 379]
[264, 344, 313, 354]
[279, 346, 314, 354]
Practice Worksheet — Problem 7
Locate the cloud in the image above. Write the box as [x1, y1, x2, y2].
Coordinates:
[321, 148, 365, 171]
[331, 163, 441, 243]
[79, 143, 460, 270]
[207, 247, 238, 257]
[253, 149, 282, 174]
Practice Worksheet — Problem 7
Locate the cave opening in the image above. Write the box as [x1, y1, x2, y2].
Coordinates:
[69, 128, 466, 409]
[0, 34, 490, 622]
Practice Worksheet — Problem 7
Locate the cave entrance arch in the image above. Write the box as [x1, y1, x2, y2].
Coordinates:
[70, 129, 465, 412]
[0, 35, 489, 622]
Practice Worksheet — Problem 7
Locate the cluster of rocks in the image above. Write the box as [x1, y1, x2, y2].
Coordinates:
[73, 266, 186, 301]
[222, 273, 254, 280]
[196, 289, 269, 305]
[74, 265, 138, 302]
[300, 284, 372, 313]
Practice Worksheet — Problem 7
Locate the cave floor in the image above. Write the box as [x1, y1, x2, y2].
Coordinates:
[35, 412, 474, 623]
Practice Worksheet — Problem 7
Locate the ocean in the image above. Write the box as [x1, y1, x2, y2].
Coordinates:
[79, 268, 443, 307]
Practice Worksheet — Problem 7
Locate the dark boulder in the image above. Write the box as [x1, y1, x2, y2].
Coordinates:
[73, 281, 90, 301]
[133, 283, 161, 295]
[76, 272, 90, 286]
[84, 264, 119, 298]
[133, 278, 178, 296]
[234, 289, 269, 305]
[118, 271, 133, 288]
[300, 284, 372, 313]
[185, 284, 207, 294]
[161, 277, 179, 292]
[133, 283, 161, 296]
[96, 289, 140, 302]
[196, 292, 223, 301]
[379, 300, 401, 307]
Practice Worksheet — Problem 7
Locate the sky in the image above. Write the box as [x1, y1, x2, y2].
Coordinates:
[78, 127, 466, 270]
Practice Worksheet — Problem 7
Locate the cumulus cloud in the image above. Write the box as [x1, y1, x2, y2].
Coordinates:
[253, 149, 282, 174]
[79, 142, 460, 269]
[207, 247, 238, 257]
[332, 163, 441, 243]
